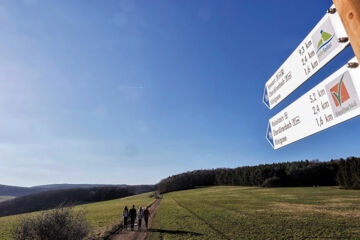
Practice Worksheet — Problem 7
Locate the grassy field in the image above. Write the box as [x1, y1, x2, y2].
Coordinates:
[0, 192, 155, 240]
[148, 186, 360, 240]
[0, 197, 15, 203]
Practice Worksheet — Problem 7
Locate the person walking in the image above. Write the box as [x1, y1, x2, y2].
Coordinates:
[129, 205, 137, 231]
[137, 207, 144, 231]
[143, 207, 150, 231]
[122, 206, 129, 230]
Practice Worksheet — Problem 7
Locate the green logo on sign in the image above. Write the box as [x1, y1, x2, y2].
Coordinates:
[317, 30, 334, 52]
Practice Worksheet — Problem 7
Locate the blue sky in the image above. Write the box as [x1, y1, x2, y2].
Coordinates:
[0, 0, 359, 187]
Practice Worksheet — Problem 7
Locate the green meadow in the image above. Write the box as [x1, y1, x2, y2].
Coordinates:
[1, 187, 360, 240]
[148, 186, 360, 240]
[0, 192, 155, 240]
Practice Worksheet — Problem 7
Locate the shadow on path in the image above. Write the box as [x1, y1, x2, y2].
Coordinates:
[149, 228, 202, 236]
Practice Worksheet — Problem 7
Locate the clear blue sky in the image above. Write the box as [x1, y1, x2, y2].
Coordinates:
[0, 0, 359, 187]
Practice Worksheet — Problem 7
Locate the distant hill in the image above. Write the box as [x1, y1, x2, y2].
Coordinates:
[0, 185, 39, 197]
[0, 183, 141, 198]
[31, 183, 127, 191]
[0, 185, 155, 217]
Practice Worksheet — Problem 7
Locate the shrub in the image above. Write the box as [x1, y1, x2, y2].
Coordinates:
[12, 207, 90, 240]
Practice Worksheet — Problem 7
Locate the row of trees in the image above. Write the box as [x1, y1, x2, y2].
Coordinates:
[157, 157, 360, 193]
[337, 157, 360, 189]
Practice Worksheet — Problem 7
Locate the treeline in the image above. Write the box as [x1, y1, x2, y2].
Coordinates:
[157, 157, 360, 193]
[337, 158, 360, 189]
[0, 185, 154, 217]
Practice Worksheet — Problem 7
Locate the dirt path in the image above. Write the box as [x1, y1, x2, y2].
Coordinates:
[108, 198, 162, 240]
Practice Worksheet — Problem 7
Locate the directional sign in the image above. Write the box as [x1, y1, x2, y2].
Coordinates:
[263, 5, 349, 110]
[266, 57, 360, 149]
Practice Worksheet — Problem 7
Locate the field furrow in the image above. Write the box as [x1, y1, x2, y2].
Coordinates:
[148, 186, 360, 240]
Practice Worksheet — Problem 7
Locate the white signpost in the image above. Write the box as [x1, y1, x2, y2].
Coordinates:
[263, 5, 349, 110]
[266, 57, 360, 150]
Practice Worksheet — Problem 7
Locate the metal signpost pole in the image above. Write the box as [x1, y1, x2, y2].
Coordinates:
[333, 0, 360, 61]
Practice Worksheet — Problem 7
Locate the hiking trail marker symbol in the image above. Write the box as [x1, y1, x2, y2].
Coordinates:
[263, 4, 349, 110]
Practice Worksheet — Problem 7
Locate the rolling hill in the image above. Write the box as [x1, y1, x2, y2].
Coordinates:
[0, 185, 155, 217]
[0, 183, 152, 198]
[0, 184, 39, 197]
[0, 192, 156, 240]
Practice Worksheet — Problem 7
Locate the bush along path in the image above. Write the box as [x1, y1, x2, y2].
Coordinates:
[105, 198, 162, 240]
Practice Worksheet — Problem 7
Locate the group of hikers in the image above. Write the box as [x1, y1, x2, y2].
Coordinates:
[122, 205, 150, 231]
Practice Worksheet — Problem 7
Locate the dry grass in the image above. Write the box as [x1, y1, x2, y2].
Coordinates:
[272, 202, 360, 217]
[326, 197, 358, 202]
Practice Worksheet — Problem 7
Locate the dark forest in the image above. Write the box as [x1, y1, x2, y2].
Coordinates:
[157, 157, 360, 193]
